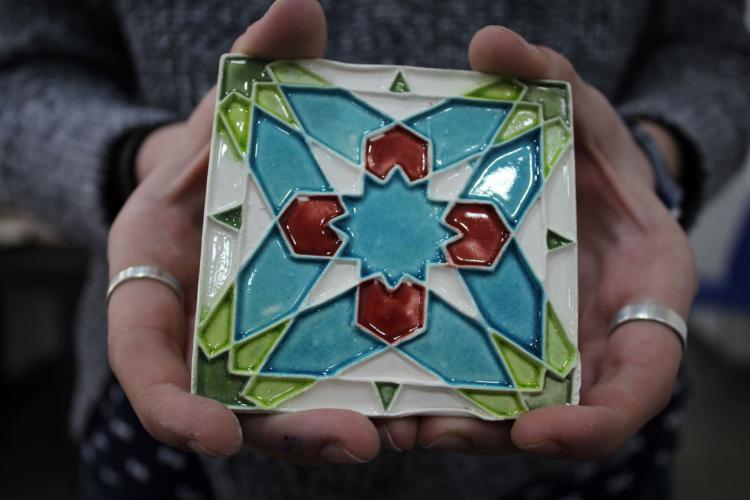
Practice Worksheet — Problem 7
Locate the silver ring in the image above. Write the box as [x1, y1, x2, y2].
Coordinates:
[107, 266, 184, 304]
[609, 302, 687, 350]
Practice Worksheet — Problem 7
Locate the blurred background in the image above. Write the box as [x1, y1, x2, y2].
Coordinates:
[2, 11, 750, 500]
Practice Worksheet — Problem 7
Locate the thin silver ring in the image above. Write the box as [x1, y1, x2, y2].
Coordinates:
[609, 302, 687, 350]
[107, 266, 184, 304]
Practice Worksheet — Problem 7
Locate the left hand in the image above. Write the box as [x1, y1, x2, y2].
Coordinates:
[417, 26, 697, 459]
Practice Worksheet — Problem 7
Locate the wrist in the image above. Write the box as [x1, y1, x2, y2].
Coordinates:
[636, 120, 683, 182]
[622, 117, 685, 216]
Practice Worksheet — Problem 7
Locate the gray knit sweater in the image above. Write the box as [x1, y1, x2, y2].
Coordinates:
[1, 1, 749, 498]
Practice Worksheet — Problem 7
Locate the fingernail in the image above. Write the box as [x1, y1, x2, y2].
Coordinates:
[229, 417, 244, 455]
[378, 426, 402, 452]
[491, 26, 528, 45]
[423, 434, 472, 452]
[517, 440, 562, 457]
[187, 440, 222, 457]
[319, 443, 367, 464]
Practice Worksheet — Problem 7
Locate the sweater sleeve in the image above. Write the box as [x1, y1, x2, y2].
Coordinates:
[0, 1, 175, 248]
[616, 0, 750, 227]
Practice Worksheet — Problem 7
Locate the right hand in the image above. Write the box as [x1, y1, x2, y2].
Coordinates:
[108, 0, 418, 464]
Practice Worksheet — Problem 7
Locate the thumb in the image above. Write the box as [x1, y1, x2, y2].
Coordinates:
[190, 0, 327, 133]
[151, 0, 327, 182]
[467, 26, 625, 151]
[231, 0, 327, 56]
[468, 25, 653, 203]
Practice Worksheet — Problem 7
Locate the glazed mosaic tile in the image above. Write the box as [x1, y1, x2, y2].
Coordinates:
[191, 56, 580, 419]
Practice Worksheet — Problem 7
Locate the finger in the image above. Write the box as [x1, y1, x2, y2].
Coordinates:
[108, 280, 242, 456]
[417, 416, 516, 454]
[109, 147, 230, 455]
[374, 417, 419, 452]
[511, 321, 682, 459]
[186, 0, 326, 139]
[240, 410, 380, 464]
[165, 0, 329, 172]
[231, 0, 327, 57]
[138, 143, 210, 221]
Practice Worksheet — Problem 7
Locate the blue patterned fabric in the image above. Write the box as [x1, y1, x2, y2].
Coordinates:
[80, 381, 212, 500]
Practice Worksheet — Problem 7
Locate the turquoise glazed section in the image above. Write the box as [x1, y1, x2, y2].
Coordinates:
[400, 294, 514, 388]
[248, 108, 332, 213]
[261, 290, 386, 376]
[405, 99, 511, 170]
[460, 241, 545, 359]
[283, 86, 392, 163]
[235, 229, 327, 341]
[335, 176, 453, 286]
[462, 129, 542, 228]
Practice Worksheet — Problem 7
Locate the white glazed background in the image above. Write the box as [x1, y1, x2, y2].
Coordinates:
[191, 57, 579, 418]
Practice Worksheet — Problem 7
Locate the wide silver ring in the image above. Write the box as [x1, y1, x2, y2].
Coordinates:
[107, 266, 184, 305]
[609, 302, 687, 350]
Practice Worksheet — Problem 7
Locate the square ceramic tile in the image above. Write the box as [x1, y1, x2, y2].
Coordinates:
[191, 56, 579, 419]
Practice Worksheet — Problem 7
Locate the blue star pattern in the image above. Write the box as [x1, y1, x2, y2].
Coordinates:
[335, 175, 455, 286]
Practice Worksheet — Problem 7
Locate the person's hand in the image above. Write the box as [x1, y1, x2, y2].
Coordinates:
[416, 26, 697, 459]
[107, 0, 417, 464]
